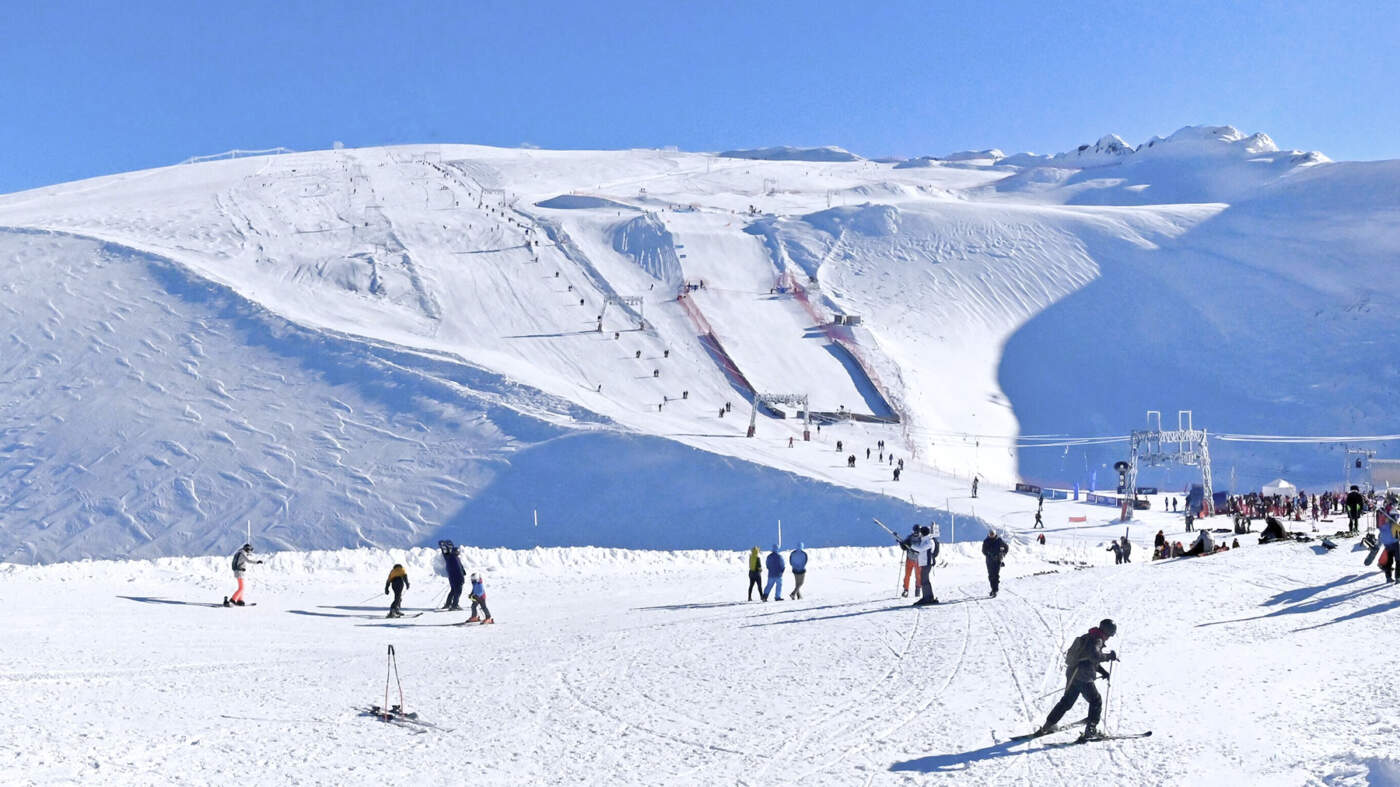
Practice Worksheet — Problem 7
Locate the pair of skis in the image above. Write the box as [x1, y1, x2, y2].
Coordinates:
[363, 645, 454, 733]
[1005, 717, 1151, 745]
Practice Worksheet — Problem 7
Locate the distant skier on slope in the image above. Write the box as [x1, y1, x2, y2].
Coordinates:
[981, 529, 1008, 597]
[747, 546, 764, 601]
[789, 543, 808, 599]
[385, 564, 411, 618]
[763, 545, 786, 601]
[1119, 535, 1132, 563]
[907, 526, 940, 606]
[1034, 618, 1119, 741]
[465, 572, 493, 624]
[440, 541, 466, 611]
[901, 524, 921, 598]
[224, 544, 263, 607]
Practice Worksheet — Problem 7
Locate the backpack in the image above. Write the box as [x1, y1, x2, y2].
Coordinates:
[1064, 632, 1093, 668]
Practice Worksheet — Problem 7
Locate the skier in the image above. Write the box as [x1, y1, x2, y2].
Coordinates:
[901, 524, 921, 598]
[1346, 485, 1366, 533]
[747, 546, 764, 601]
[907, 526, 940, 606]
[1378, 505, 1399, 584]
[224, 544, 263, 607]
[763, 545, 786, 601]
[1033, 509, 1044, 529]
[789, 543, 808, 599]
[981, 528, 1008, 597]
[465, 572, 493, 624]
[971, 476, 979, 498]
[440, 540, 466, 611]
[1034, 619, 1119, 741]
[384, 564, 410, 618]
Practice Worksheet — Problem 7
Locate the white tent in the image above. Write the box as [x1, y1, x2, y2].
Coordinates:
[1261, 478, 1299, 497]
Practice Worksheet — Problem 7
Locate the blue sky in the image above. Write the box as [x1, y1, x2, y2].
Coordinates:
[3, 0, 1396, 193]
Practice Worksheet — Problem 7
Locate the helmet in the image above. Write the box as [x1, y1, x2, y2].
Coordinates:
[242, 544, 253, 553]
[1098, 618, 1117, 636]
[919, 526, 930, 536]
[470, 572, 480, 582]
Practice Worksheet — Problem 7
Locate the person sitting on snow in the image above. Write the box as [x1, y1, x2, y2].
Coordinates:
[1184, 528, 1215, 557]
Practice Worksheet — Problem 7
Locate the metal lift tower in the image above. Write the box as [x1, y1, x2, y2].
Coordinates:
[1124, 410, 1215, 521]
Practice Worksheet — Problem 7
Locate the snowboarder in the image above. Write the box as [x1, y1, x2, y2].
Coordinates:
[1346, 485, 1366, 533]
[440, 540, 466, 611]
[385, 564, 411, 618]
[747, 546, 763, 601]
[465, 573, 492, 624]
[789, 543, 808, 599]
[224, 544, 263, 607]
[981, 528, 1008, 597]
[1035, 619, 1119, 741]
[907, 526, 940, 606]
[763, 545, 786, 601]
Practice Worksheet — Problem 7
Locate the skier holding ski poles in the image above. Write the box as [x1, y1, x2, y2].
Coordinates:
[439, 541, 466, 611]
[901, 524, 921, 597]
[384, 564, 411, 618]
[224, 544, 263, 607]
[1034, 618, 1118, 741]
[907, 526, 940, 606]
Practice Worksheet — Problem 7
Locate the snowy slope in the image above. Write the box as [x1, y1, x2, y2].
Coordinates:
[4, 527, 1398, 785]
[1, 128, 1398, 562]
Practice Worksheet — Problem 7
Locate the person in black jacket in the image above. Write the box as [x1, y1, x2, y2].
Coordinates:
[981, 529, 1008, 597]
[440, 541, 466, 611]
[1036, 619, 1119, 741]
[1346, 485, 1367, 533]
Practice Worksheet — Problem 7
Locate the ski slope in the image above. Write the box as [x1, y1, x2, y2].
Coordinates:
[4, 525, 1397, 785]
[2, 127, 1399, 562]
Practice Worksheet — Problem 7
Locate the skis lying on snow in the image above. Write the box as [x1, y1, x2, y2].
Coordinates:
[363, 705, 454, 733]
[384, 613, 425, 619]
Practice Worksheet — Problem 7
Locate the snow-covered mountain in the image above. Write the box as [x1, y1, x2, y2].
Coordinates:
[1, 126, 1396, 562]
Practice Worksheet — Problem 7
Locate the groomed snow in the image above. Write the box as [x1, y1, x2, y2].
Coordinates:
[4, 524, 1397, 785]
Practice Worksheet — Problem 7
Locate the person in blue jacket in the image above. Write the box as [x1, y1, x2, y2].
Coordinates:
[1378, 504, 1399, 583]
[465, 572, 493, 624]
[789, 543, 809, 600]
[440, 540, 467, 611]
[763, 545, 786, 601]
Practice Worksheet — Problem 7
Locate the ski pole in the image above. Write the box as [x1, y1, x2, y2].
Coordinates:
[1103, 660, 1115, 732]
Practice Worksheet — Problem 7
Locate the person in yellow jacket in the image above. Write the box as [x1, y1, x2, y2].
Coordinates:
[384, 564, 410, 618]
[747, 546, 763, 601]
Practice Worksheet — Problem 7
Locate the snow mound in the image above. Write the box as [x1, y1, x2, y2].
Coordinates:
[535, 194, 634, 211]
[719, 146, 862, 162]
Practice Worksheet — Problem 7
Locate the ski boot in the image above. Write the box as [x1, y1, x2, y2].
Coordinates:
[480, 617, 494, 625]
[990, 589, 998, 598]
[1076, 724, 1100, 742]
[466, 616, 481, 623]
[223, 597, 231, 607]
[901, 588, 909, 598]
[233, 599, 246, 606]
